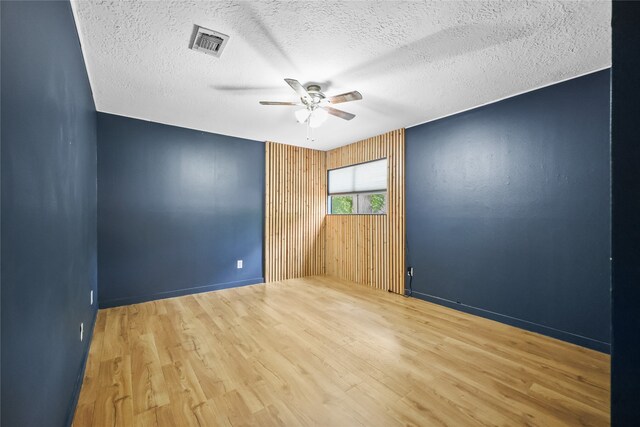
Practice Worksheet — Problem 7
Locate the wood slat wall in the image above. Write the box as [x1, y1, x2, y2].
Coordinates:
[265, 141, 327, 282]
[265, 129, 405, 293]
[326, 129, 406, 294]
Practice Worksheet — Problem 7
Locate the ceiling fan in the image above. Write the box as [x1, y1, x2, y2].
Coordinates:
[259, 78, 362, 129]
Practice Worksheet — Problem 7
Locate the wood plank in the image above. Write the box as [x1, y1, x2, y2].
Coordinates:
[92, 356, 134, 427]
[130, 333, 170, 414]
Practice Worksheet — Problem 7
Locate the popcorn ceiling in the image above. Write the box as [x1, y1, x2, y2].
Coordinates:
[71, 0, 610, 150]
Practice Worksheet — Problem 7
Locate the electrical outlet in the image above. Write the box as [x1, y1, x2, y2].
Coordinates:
[90, 290, 94, 305]
[407, 267, 414, 277]
[237, 260, 243, 269]
[80, 322, 84, 342]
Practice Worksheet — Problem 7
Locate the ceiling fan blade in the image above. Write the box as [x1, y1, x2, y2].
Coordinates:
[323, 106, 355, 121]
[259, 101, 302, 106]
[284, 78, 311, 101]
[327, 91, 362, 104]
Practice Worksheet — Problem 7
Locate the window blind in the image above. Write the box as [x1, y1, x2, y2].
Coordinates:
[328, 158, 387, 194]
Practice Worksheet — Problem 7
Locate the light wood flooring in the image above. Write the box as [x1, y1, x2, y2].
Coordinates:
[73, 276, 610, 426]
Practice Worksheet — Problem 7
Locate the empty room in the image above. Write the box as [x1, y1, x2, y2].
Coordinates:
[2, 1, 640, 426]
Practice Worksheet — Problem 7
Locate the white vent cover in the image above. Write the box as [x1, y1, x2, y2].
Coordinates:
[190, 25, 229, 58]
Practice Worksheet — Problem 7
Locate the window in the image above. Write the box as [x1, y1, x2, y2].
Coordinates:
[328, 159, 387, 214]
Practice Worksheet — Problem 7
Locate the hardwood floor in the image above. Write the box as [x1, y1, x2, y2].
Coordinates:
[73, 276, 610, 426]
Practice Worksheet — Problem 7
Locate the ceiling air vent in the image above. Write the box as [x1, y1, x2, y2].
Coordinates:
[189, 25, 229, 58]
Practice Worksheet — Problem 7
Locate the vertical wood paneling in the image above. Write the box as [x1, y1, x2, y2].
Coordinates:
[266, 129, 404, 294]
[325, 129, 405, 294]
[265, 142, 326, 282]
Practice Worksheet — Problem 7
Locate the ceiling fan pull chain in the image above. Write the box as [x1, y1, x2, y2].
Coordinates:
[306, 119, 315, 142]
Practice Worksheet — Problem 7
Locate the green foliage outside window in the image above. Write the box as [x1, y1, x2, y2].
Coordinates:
[331, 196, 354, 214]
[330, 193, 386, 214]
[369, 193, 385, 213]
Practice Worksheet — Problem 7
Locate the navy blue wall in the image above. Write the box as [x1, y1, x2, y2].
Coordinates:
[611, 2, 640, 424]
[1, 2, 98, 426]
[406, 70, 610, 352]
[97, 113, 264, 308]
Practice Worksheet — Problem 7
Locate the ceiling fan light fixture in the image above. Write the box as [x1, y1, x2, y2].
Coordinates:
[309, 108, 329, 128]
[295, 108, 311, 123]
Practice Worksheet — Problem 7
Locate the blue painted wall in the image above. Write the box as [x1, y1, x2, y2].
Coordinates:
[406, 70, 611, 352]
[611, 2, 640, 424]
[97, 113, 264, 308]
[1, 2, 98, 426]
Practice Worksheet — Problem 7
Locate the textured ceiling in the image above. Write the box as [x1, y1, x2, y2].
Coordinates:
[71, 1, 611, 150]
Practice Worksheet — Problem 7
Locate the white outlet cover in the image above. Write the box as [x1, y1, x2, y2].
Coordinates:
[90, 290, 94, 305]
[237, 260, 243, 269]
[80, 322, 84, 342]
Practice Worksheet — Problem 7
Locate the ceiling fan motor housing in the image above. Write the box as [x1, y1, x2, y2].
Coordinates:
[304, 85, 325, 106]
